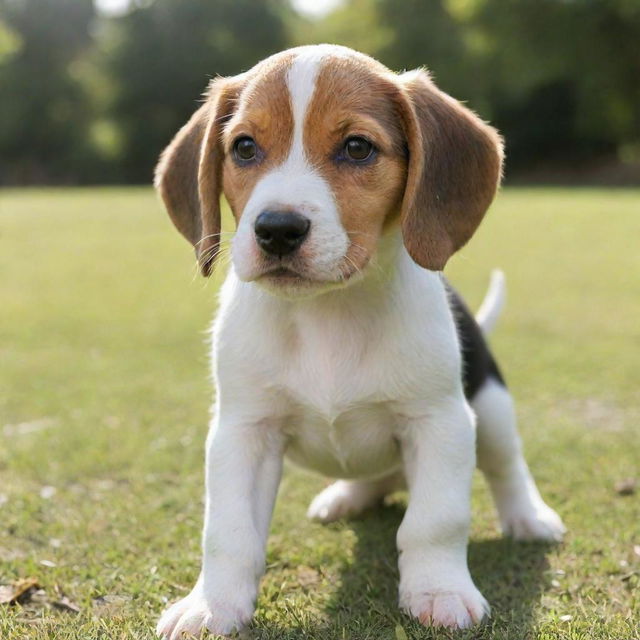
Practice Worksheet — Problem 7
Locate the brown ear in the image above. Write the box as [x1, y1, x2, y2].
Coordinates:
[154, 77, 242, 276]
[396, 70, 503, 271]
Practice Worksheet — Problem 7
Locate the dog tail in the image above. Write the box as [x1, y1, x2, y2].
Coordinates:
[475, 269, 506, 335]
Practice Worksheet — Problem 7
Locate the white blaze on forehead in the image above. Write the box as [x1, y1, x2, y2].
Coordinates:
[232, 45, 352, 284]
[286, 47, 328, 163]
[285, 45, 352, 163]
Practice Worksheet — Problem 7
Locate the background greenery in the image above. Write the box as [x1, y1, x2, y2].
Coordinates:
[0, 187, 638, 639]
[0, 0, 639, 186]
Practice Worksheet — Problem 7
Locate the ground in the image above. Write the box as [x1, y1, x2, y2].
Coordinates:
[0, 187, 639, 640]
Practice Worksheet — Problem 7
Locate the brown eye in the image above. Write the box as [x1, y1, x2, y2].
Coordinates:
[233, 137, 257, 162]
[345, 136, 374, 162]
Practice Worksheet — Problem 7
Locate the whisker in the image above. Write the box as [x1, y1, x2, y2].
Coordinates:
[189, 243, 233, 282]
[194, 231, 235, 247]
[341, 254, 363, 280]
[348, 243, 386, 277]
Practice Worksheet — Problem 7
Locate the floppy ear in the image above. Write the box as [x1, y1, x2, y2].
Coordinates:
[396, 70, 503, 271]
[154, 77, 242, 276]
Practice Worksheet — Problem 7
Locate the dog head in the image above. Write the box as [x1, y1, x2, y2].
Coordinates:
[156, 45, 503, 297]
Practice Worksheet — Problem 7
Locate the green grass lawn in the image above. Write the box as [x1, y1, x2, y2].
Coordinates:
[1, 187, 639, 640]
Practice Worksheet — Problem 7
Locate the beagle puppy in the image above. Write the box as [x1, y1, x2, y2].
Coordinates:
[155, 45, 565, 637]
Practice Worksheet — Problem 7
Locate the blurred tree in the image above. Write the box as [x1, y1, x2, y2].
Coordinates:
[375, 0, 477, 101]
[472, 0, 640, 170]
[290, 0, 478, 101]
[296, 0, 640, 178]
[0, 0, 99, 184]
[102, 0, 290, 183]
[0, 0, 637, 184]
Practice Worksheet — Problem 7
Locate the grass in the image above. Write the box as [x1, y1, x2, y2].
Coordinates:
[1, 186, 639, 640]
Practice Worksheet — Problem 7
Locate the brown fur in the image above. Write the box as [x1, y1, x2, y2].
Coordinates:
[221, 57, 295, 223]
[155, 76, 248, 276]
[395, 70, 504, 270]
[304, 61, 408, 275]
[155, 54, 297, 277]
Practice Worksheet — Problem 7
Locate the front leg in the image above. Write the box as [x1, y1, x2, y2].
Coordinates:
[397, 395, 489, 629]
[157, 407, 284, 639]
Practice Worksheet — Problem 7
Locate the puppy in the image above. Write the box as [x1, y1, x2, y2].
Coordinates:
[154, 45, 565, 637]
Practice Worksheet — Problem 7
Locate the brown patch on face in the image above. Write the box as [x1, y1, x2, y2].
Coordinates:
[303, 56, 409, 274]
[222, 55, 295, 221]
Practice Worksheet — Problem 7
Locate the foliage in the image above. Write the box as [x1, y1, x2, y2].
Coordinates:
[473, 0, 640, 169]
[101, 0, 289, 183]
[0, 0, 639, 184]
[295, 0, 640, 174]
[0, 0, 99, 183]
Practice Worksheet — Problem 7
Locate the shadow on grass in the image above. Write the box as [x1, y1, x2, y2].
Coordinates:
[257, 503, 554, 639]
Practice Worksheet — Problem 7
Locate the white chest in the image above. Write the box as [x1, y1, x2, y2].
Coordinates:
[284, 402, 402, 479]
[278, 321, 403, 478]
[214, 261, 461, 481]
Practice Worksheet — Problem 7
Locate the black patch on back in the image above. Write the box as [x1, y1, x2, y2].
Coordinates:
[444, 280, 506, 399]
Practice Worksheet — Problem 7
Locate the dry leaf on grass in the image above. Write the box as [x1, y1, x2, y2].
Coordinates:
[0, 578, 40, 605]
[614, 478, 637, 496]
[52, 596, 80, 613]
[0, 579, 80, 616]
[51, 584, 80, 614]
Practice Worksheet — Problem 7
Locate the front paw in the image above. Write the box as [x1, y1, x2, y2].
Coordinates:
[500, 502, 566, 542]
[400, 583, 489, 630]
[156, 584, 254, 639]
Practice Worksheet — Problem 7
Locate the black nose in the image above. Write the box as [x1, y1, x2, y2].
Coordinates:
[254, 210, 310, 257]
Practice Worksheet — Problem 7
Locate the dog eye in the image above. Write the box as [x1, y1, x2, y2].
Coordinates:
[233, 137, 257, 162]
[344, 136, 374, 162]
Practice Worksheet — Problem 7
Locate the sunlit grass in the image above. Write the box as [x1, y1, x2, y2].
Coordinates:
[1, 187, 638, 639]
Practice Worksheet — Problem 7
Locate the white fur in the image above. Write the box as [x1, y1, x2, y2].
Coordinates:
[157, 46, 565, 639]
[473, 379, 566, 541]
[232, 47, 350, 285]
[475, 269, 506, 335]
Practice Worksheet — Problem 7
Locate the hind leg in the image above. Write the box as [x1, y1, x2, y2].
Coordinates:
[473, 379, 565, 541]
[307, 471, 404, 523]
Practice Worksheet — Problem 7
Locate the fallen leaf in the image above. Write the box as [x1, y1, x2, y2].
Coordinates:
[0, 578, 40, 605]
[614, 478, 637, 495]
[52, 596, 80, 614]
[0, 586, 13, 604]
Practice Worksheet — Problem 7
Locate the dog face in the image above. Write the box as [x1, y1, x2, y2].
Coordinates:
[156, 45, 503, 297]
